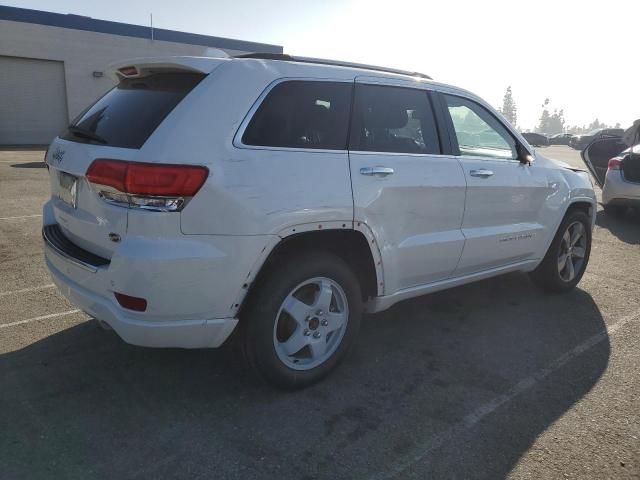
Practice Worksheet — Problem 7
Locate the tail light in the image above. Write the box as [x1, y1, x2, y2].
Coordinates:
[86, 159, 208, 212]
[608, 157, 622, 170]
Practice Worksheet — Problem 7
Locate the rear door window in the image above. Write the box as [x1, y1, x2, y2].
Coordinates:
[242, 81, 352, 150]
[62, 72, 205, 149]
[349, 84, 441, 154]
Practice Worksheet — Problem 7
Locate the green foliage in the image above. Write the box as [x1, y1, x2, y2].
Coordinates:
[500, 86, 517, 127]
[537, 107, 565, 134]
[566, 119, 621, 134]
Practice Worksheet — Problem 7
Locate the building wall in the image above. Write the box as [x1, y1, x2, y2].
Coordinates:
[0, 19, 251, 126]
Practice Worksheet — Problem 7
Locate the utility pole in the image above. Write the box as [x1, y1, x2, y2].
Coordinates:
[150, 13, 154, 41]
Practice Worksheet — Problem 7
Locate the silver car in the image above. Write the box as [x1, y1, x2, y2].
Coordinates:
[582, 129, 640, 216]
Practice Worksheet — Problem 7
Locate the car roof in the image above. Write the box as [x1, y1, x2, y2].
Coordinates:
[229, 55, 484, 101]
[109, 54, 492, 101]
[235, 53, 433, 80]
[109, 54, 493, 121]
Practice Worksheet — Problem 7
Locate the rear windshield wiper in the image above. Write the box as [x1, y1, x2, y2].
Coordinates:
[67, 125, 108, 145]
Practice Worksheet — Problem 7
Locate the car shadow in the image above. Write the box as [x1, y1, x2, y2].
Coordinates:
[10, 162, 47, 169]
[0, 145, 47, 151]
[595, 208, 640, 244]
[0, 273, 609, 479]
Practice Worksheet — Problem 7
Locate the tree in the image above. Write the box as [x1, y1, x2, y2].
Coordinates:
[500, 86, 517, 127]
[536, 98, 551, 133]
[547, 109, 565, 134]
[588, 118, 602, 131]
[538, 109, 551, 133]
[537, 99, 565, 134]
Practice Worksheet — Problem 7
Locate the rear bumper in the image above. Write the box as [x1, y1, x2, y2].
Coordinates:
[602, 170, 640, 206]
[45, 249, 238, 348]
[42, 200, 273, 348]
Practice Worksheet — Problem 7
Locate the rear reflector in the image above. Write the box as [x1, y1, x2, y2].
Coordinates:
[87, 159, 208, 196]
[608, 157, 622, 170]
[114, 292, 147, 312]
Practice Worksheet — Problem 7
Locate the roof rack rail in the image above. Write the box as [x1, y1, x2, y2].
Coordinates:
[235, 53, 432, 80]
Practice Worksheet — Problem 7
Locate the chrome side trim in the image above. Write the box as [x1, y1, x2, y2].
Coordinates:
[42, 227, 98, 273]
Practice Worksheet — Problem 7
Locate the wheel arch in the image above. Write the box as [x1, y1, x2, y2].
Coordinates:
[565, 198, 596, 227]
[235, 223, 383, 319]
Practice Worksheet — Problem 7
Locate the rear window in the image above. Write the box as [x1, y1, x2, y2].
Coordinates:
[349, 84, 441, 155]
[61, 72, 205, 149]
[242, 81, 352, 150]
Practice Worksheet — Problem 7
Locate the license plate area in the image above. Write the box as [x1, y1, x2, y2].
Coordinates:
[55, 171, 78, 209]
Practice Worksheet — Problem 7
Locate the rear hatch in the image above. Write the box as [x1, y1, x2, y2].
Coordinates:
[622, 145, 640, 184]
[47, 141, 137, 259]
[45, 58, 219, 258]
[580, 137, 628, 187]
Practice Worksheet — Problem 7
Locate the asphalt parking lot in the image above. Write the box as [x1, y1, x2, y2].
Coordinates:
[1, 145, 639, 479]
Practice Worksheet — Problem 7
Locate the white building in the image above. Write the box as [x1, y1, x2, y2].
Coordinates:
[0, 6, 282, 145]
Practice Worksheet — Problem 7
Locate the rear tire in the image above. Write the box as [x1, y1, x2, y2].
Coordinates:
[529, 209, 591, 293]
[242, 252, 362, 390]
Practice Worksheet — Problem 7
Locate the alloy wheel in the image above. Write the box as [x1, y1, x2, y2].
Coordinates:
[557, 221, 587, 282]
[273, 277, 349, 371]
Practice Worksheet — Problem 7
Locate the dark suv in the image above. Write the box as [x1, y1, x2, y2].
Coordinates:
[570, 128, 624, 150]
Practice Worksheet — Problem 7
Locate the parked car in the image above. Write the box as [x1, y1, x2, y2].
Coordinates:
[549, 133, 574, 145]
[581, 122, 640, 216]
[42, 53, 596, 389]
[570, 128, 624, 150]
[521, 132, 549, 147]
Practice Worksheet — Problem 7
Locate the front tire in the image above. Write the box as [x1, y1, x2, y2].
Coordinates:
[529, 209, 592, 293]
[242, 252, 362, 390]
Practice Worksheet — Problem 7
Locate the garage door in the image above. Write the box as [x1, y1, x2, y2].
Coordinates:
[0, 56, 68, 145]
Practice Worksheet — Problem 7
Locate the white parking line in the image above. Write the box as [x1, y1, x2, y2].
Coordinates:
[0, 309, 82, 329]
[0, 214, 42, 220]
[375, 308, 640, 480]
[0, 284, 55, 297]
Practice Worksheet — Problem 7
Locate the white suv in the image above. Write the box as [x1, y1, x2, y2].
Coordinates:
[43, 54, 596, 389]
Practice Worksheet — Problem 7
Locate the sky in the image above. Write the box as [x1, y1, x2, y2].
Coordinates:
[6, 0, 639, 130]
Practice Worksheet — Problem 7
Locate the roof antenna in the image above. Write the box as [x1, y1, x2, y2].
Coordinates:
[150, 13, 154, 41]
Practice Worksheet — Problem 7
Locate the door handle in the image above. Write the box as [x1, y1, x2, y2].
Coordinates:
[360, 167, 394, 177]
[469, 169, 494, 178]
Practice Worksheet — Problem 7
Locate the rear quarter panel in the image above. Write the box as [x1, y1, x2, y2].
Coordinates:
[151, 63, 357, 236]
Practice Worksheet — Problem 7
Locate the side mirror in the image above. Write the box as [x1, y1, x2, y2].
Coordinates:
[517, 143, 533, 164]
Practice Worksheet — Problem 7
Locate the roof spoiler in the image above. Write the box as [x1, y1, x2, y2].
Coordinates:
[109, 53, 229, 80]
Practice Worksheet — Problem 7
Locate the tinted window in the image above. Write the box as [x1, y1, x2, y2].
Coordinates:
[602, 129, 624, 136]
[350, 84, 440, 154]
[62, 73, 205, 149]
[242, 81, 351, 150]
[444, 94, 517, 160]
